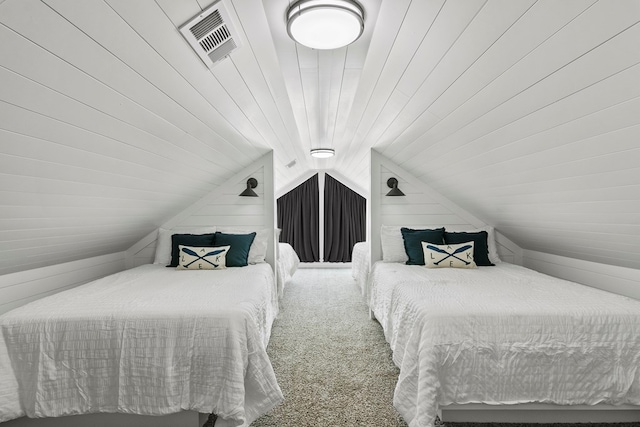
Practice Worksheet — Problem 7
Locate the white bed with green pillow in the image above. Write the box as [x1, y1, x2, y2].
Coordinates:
[370, 225, 640, 427]
[351, 241, 370, 298]
[0, 228, 282, 427]
[276, 242, 299, 299]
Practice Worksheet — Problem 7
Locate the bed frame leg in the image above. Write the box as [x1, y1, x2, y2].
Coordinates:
[202, 413, 217, 427]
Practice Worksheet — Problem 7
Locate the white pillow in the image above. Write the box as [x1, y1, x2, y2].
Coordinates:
[177, 245, 230, 270]
[380, 225, 408, 263]
[423, 241, 477, 269]
[216, 227, 270, 264]
[153, 227, 217, 266]
[444, 225, 501, 264]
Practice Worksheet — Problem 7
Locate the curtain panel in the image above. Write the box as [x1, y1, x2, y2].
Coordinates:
[277, 174, 319, 262]
[324, 174, 366, 262]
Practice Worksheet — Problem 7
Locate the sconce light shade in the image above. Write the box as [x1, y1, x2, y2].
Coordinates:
[239, 178, 259, 197]
[386, 177, 405, 196]
[287, 0, 365, 50]
[310, 148, 335, 158]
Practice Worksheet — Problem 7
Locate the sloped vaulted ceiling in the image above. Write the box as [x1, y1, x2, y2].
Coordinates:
[0, 0, 639, 274]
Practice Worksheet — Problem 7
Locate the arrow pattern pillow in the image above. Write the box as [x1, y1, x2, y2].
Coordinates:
[422, 241, 477, 269]
[177, 245, 230, 270]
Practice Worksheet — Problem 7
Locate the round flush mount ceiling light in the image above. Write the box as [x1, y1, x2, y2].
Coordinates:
[287, 0, 365, 50]
[310, 148, 335, 158]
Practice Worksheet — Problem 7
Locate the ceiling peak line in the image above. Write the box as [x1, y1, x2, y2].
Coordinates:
[333, 0, 422, 170]
[294, 43, 314, 152]
[330, 49, 349, 148]
[223, 0, 313, 173]
[336, 0, 486, 171]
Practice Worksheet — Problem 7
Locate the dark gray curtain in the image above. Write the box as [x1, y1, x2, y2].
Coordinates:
[277, 174, 319, 262]
[324, 174, 366, 262]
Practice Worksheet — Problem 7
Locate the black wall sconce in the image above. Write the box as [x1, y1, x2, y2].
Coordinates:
[239, 178, 259, 197]
[386, 177, 405, 196]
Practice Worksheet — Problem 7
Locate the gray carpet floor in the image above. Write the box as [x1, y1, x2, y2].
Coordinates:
[251, 268, 407, 426]
[251, 268, 639, 427]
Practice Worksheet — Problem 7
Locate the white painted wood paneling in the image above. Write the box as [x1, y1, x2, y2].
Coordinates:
[0, 252, 125, 315]
[370, 150, 521, 264]
[0, 0, 286, 275]
[126, 152, 276, 270]
[523, 250, 640, 300]
[0, 0, 639, 279]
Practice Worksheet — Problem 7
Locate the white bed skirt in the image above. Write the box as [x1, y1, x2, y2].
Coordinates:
[0, 411, 205, 427]
[0, 409, 257, 426]
[440, 403, 640, 423]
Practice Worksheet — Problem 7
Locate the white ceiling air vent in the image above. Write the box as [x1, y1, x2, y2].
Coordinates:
[179, 1, 241, 69]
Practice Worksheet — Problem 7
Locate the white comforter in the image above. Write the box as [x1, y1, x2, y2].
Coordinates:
[276, 243, 299, 298]
[351, 242, 370, 299]
[369, 262, 640, 427]
[0, 264, 282, 426]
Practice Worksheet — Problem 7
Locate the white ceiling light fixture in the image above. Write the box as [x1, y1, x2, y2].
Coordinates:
[310, 148, 335, 158]
[287, 0, 365, 50]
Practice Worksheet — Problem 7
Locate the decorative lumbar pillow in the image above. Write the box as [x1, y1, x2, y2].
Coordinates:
[444, 230, 494, 266]
[177, 245, 230, 270]
[214, 232, 256, 267]
[422, 241, 477, 269]
[401, 227, 445, 265]
[168, 233, 216, 267]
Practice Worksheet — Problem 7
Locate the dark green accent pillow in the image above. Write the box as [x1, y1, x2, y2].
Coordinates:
[401, 227, 445, 265]
[168, 233, 216, 267]
[214, 232, 257, 267]
[444, 230, 494, 266]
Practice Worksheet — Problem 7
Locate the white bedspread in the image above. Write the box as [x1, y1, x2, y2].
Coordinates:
[0, 264, 282, 426]
[276, 243, 299, 298]
[369, 262, 640, 427]
[351, 242, 370, 298]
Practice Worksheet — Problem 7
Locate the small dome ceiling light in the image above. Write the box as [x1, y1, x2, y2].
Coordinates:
[310, 148, 335, 158]
[287, 0, 365, 50]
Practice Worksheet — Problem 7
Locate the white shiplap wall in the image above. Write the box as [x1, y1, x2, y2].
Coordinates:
[126, 152, 276, 269]
[0, 152, 275, 316]
[0, 252, 125, 315]
[524, 250, 640, 300]
[370, 150, 521, 264]
[370, 150, 640, 301]
[1, 0, 639, 283]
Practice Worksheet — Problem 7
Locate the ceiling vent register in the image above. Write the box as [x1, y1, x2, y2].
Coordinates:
[179, 1, 241, 68]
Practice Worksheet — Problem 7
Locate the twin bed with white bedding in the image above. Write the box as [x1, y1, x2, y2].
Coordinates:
[276, 242, 299, 299]
[367, 225, 640, 427]
[0, 228, 284, 427]
[350, 241, 370, 299]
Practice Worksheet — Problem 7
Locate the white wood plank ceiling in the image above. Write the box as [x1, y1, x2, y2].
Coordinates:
[0, 0, 639, 274]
